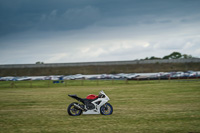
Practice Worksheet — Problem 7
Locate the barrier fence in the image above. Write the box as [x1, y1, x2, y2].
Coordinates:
[1, 58, 200, 69]
[0, 78, 199, 88]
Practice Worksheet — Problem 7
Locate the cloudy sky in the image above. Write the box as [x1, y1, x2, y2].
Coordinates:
[0, 0, 200, 64]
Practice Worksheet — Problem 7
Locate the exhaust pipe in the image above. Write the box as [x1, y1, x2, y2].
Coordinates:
[74, 103, 86, 111]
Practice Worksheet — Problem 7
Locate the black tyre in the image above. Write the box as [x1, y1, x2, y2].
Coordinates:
[67, 102, 82, 116]
[100, 103, 113, 115]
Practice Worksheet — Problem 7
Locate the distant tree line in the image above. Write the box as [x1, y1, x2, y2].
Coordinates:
[34, 52, 195, 64]
[143, 52, 195, 60]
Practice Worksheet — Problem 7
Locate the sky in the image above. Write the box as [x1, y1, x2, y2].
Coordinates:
[0, 0, 200, 64]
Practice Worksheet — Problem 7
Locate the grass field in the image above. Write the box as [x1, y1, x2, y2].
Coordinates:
[0, 81, 200, 133]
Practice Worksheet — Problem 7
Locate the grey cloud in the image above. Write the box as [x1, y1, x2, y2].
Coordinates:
[37, 6, 100, 31]
[1, 0, 200, 36]
[0, 0, 99, 35]
[0, 0, 200, 64]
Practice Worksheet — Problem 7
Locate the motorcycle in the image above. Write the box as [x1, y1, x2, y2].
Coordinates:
[67, 90, 113, 116]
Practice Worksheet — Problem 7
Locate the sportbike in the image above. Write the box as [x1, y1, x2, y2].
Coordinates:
[67, 90, 113, 116]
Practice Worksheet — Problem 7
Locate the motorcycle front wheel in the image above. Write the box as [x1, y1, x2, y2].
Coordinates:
[100, 103, 113, 115]
[67, 102, 82, 116]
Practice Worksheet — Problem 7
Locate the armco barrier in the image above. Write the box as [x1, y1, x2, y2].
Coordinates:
[0, 58, 200, 69]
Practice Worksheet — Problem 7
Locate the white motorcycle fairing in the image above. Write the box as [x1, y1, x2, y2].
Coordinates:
[83, 93, 109, 114]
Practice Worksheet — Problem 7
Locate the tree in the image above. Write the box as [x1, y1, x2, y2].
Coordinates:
[182, 54, 193, 59]
[162, 52, 182, 59]
[163, 55, 170, 59]
[149, 56, 161, 60]
[36, 61, 44, 64]
[169, 52, 182, 59]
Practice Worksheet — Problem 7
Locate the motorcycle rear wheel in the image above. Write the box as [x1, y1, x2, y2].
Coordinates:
[67, 102, 82, 116]
[100, 103, 113, 115]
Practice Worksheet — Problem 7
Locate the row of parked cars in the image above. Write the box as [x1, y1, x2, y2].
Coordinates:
[0, 71, 199, 81]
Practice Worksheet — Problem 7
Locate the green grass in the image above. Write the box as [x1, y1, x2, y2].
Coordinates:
[1, 79, 199, 88]
[0, 81, 200, 133]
